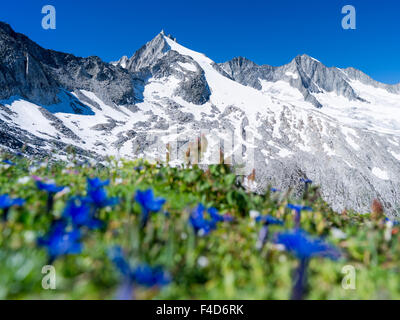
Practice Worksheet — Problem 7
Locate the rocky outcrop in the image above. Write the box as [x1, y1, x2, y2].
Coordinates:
[0, 21, 136, 107]
[219, 54, 374, 108]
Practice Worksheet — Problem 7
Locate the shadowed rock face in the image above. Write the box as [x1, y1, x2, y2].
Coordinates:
[0, 21, 136, 106]
[1, 22, 400, 217]
[117, 33, 211, 105]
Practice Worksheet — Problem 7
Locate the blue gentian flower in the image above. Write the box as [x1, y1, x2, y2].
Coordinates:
[86, 177, 118, 211]
[2, 159, 15, 166]
[189, 204, 231, 236]
[270, 188, 280, 193]
[108, 246, 133, 278]
[87, 177, 110, 190]
[63, 198, 103, 230]
[255, 215, 284, 225]
[189, 204, 216, 236]
[134, 166, 145, 172]
[37, 181, 65, 214]
[300, 178, 313, 194]
[385, 217, 400, 226]
[0, 194, 25, 221]
[207, 207, 233, 222]
[133, 264, 171, 287]
[276, 229, 341, 260]
[87, 187, 119, 209]
[276, 229, 341, 300]
[287, 204, 313, 228]
[36, 181, 65, 194]
[255, 215, 283, 251]
[134, 189, 166, 228]
[38, 221, 82, 263]
[108, 246, 170, 300]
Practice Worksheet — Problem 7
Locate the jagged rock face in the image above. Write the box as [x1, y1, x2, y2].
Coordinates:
[219, 55, 374, 108]
[1, 22, 400, 216]
[125, 33, 171, 72]
[149, 50, 210, 105]
[0, 23, 59, 105]
[116, 34, 211, 105]
[0, 22, 136, 106]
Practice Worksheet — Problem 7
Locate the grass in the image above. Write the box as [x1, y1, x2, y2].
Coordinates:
[0, 154, 399, 300]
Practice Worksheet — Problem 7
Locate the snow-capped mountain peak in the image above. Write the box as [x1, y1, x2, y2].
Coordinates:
[1, 22, 400, 216]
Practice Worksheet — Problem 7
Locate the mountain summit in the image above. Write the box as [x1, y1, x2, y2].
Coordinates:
[1, 23, 400, 216]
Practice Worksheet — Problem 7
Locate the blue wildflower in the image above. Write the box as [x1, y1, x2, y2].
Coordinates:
[270, 188, 280, 193]
[134, 189, 166, 228]
[276, 229, 341, 260]
[36, 181, 65, 194]
[87, 187, 119, 209]
[255, 215, 284, 251]
[37, 181, 65, 214]
[207, 207, 233, 222]
[38, 221, 82, 263]
[2, 159, 15, 166]
[287, 204, 313, 228]
[385, 217, 400, 226]
[189, 204, 216, 236]
[276, 229, 341, 300]
[0, 194, 25, 221]
[108, 246, 133, 278]
[133, 264, 171, 287]
[87, 177, 110, 190]
[189, 204, 231, 236]
[85, 177, 119, 211]
[300, 178, 313, 194]
[255, 215, 284, 225]
[63, 198, 103, 230]
[108, 246, 170, 300]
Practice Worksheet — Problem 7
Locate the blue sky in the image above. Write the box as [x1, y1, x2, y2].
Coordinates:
[1, 0, 399, 84]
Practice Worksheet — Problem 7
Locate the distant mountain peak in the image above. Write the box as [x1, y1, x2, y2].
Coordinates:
[295, 53, 320, 62]
[0, 21, 14, 35]
[228, 56, 258, 67]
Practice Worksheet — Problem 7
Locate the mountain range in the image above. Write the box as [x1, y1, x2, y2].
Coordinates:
[1, 22, 400, 216]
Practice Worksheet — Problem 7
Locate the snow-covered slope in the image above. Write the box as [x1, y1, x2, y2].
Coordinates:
[1, 22, 400, 216]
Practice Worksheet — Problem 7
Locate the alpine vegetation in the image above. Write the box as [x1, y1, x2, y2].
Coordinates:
[0, 194, 25, 221]
[1, 17, 400, 301]
[0, 156, 400, 299]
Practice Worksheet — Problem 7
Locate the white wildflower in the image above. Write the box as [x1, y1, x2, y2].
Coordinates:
[331, 228, 347, 240]
[17, 176, 30, 185]
[249, 210, 260, 220]
[197, 256, 209, 268]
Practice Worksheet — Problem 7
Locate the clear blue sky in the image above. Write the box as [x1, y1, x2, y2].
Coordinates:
[1, 0, 399, 84]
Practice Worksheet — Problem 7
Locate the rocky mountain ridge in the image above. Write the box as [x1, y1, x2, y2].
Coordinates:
[1, 22, 400, 216]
